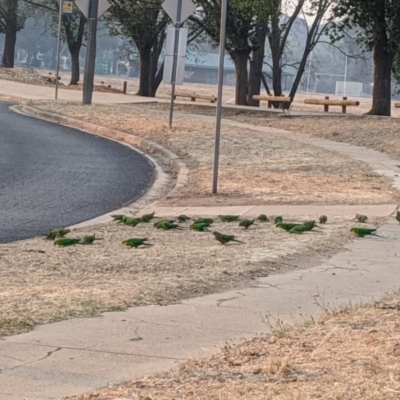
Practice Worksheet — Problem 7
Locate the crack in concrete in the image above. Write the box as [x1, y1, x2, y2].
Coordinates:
[0, 353, 25, 362]
[7, 342, 185, 363]
[7, 347, 61, 371]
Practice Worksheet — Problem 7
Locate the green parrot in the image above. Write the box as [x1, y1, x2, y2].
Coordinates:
[213, 231, 242, 244]
[54, 238, 81, 246]
[81, 234, 102, 245]
[193, 218, 214, 225]
[122, 237, 152, 248]
[274, 216, 283, 224]
[239, 219, 254, 229]
[190, 222, 211, 232]
[46, 228, 71, 240]
[140, 212, 155, 222]
[319, 215, 328, 224]
[111, 214, 125, 221]
[178, 215, 190, 223]
[289, 225, 310, 234]
[156, 221, 182, 230]
[153, 219, 175, 227]
[396, 211, 400, 224]
[276, 222, 301, 231]
[219, 215, 240, 223]
[350, 227, 379, 238]
[257, 214, 268, 222]
[303, 220, 317, 229]
[123, 217, 142, 227]
[355, 214, 368, 223]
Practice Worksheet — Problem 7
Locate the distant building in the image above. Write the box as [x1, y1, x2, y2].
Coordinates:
[183, 52, 296, 90]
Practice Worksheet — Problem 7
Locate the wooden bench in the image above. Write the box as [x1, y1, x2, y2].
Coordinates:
[41, 73, 61, 83]
[252, 95, 292, 109]
[304, 96, 360, 114]
[168, 91, 217, 103]
[394, 103, 400, 109]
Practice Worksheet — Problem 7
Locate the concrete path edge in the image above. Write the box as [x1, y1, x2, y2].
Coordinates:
[19, 104, 189, 200]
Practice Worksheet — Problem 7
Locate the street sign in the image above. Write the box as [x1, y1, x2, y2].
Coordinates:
[162, 0, 195, 23]
[163, 26, 188, 85]
[75, 0, 110, 18]
[62, 0, 73, 16]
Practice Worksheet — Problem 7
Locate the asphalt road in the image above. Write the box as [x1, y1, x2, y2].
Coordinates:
[0, 102, 155, 244]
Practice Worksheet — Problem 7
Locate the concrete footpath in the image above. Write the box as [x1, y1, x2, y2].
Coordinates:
[0, 81, 400, 399]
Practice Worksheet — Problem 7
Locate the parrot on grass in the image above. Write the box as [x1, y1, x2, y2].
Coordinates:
[156, 221, 182, 230]
[122, 237, 152, 248]
[355, 214, 368, 223]
[219, 215, 240, 223]
[111, 214, 125, 221]
[213, 231, 243, 244]
[123, 217, 142, 227]
[190, 222, 211, 232]
[289, 225, 311, 234]
[46, 228, 71, 240]
[319, 215, 328, 224]
[350, 227, 382, 238]
[140, 212, 155, 222]
[239, 219, 254, 229]
[178, 215, 190, 223]
[54, 238, 81, 246]
[153, 219, 175, 227]
[193, 218, 214, 225]
[81, 234, 102, 245]
[276, 222, 301, 232]
[257, 214, 268, 222]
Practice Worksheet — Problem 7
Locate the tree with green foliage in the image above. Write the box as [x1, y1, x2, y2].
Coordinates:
[332, 0, 400, 116]
[0, 0, 26, 67]
[108, 0, 169, 97]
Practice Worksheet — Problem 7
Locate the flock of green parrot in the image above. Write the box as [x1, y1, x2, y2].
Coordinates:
[43, 209, 400, 247]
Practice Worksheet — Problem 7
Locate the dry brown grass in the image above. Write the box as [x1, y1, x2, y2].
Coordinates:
[63, 291, 400, 400]
[29, 100, 399, 207]
[0, 216, 357, 337]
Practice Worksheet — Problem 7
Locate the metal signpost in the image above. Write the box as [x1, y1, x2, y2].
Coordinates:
[55, 0, 64, 100]
[212, 0, 227, 194]
[82, 0, 99, 105]
[74, 0, 110, 105]
[162, 0, 195, 128]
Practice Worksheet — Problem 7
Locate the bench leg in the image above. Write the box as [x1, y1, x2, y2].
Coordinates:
[191, 97, 195, 102]
[267, 101, 272, 109]
[342, 105, 347, 113]
[324, 105, 329, 112]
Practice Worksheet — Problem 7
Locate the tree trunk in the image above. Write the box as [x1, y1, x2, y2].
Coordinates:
[69, 47, 80, 85]
[137, 48, 152, 97]
[230, 50, 250, 106]
[248, 25, 267, 107]
[152, 60, 164, 96]
[366, 40, 395, 116]
[1, 0, 18, 68]
[288, 47, 310, 102]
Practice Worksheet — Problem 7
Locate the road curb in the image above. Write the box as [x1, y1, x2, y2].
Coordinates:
[19, 104, 189, 199]
[0, 93, 28, 104]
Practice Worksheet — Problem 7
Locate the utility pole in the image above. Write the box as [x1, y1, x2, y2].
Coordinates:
[83, 0, 99, 105]
[212, 0, 227, 194]
[168, 0, 182, 128]
[55, 0, 63, 100]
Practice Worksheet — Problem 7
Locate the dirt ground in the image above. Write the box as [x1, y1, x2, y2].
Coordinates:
[0, 216, 358, 337]
[29, 100, 398, 208]
[63, 291, 400, 400]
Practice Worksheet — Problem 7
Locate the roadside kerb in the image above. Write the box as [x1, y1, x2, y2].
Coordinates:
[20, 104, 189, 199]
